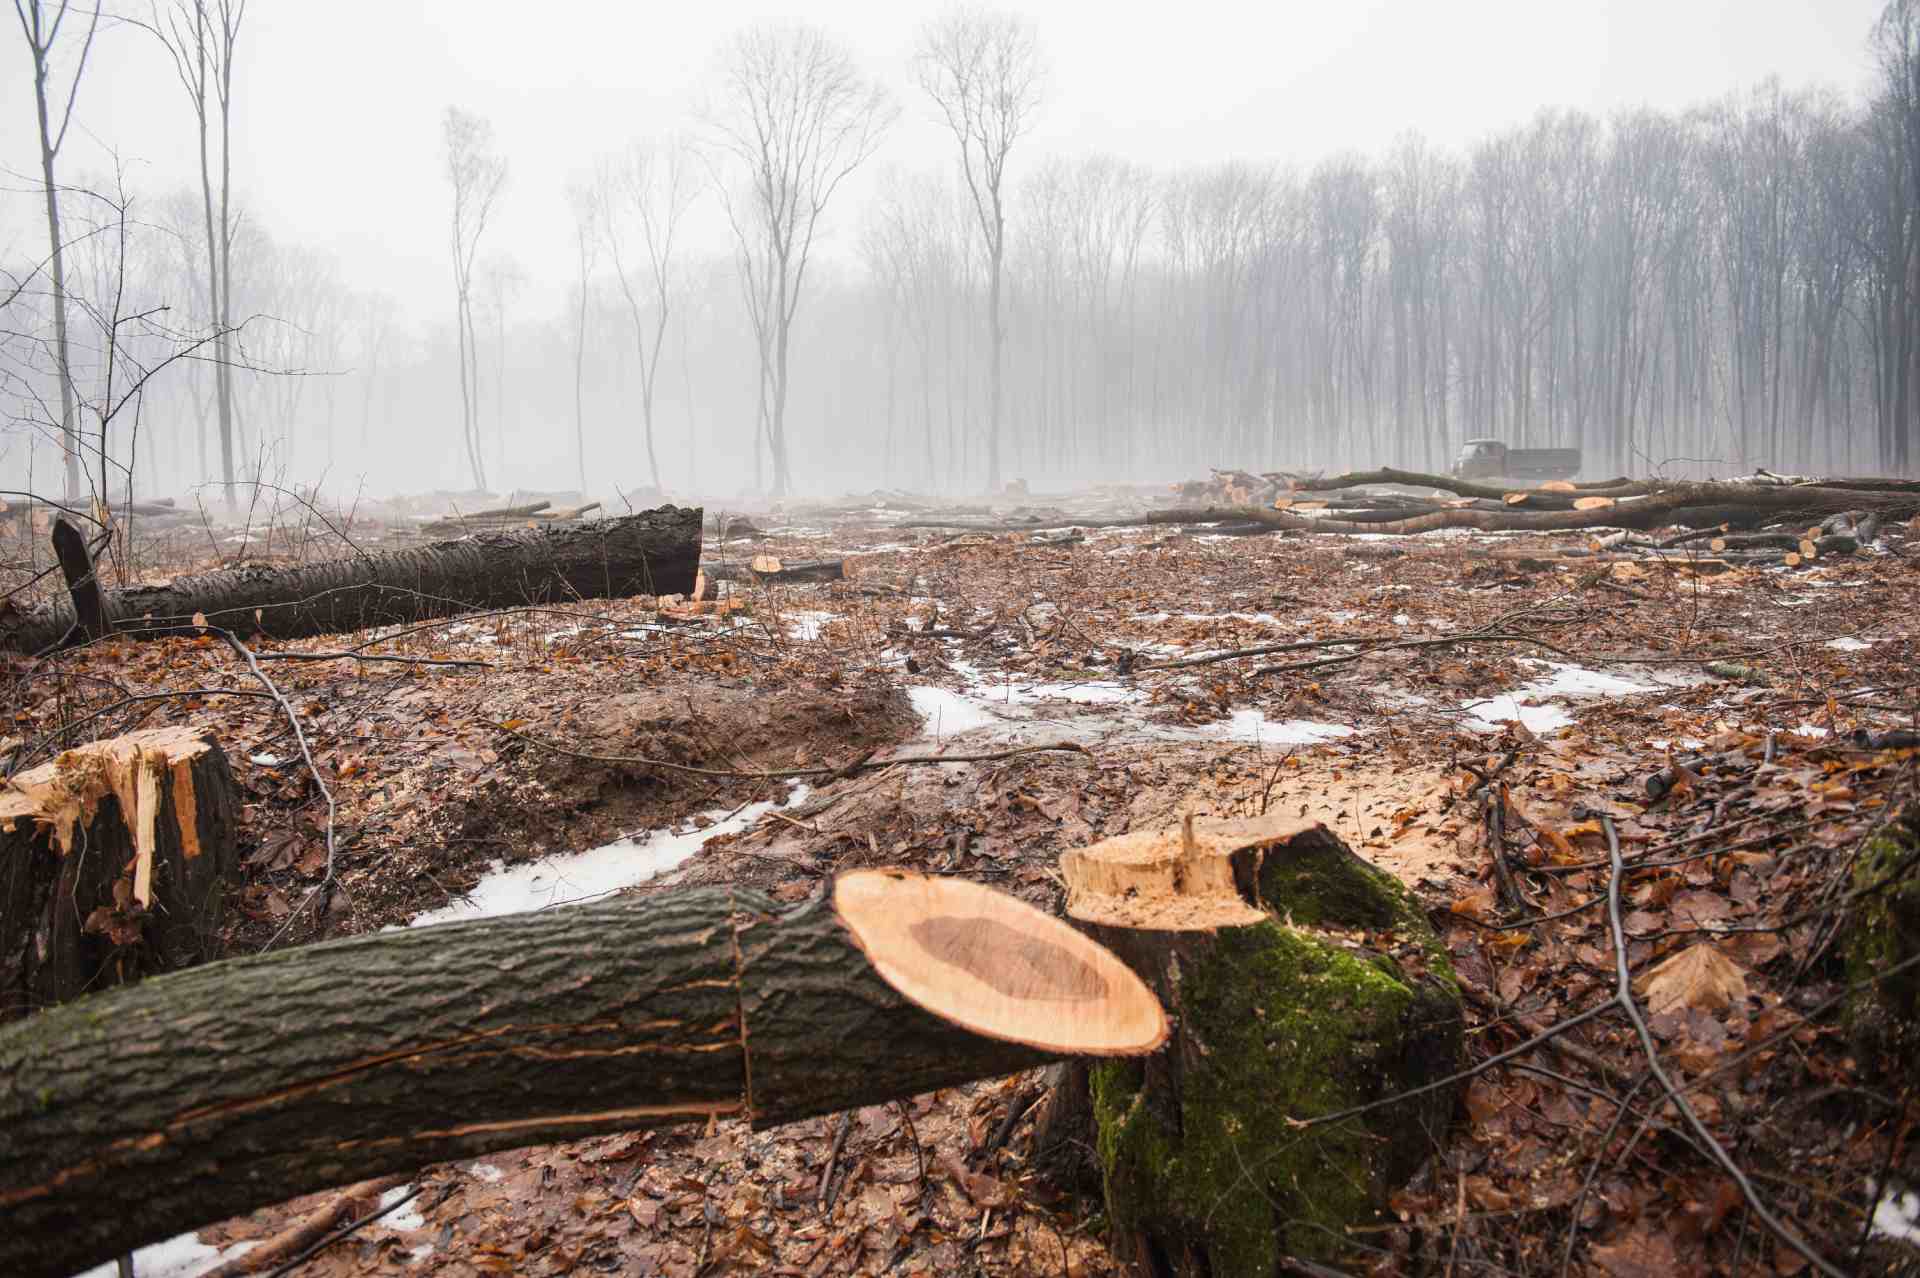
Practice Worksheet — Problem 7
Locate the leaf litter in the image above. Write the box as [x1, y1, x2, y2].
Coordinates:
[9, 492, 1920, 1274]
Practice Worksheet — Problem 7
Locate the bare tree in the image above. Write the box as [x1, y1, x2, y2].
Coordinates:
[478, 254, 525, 480]
[596, 140, 695, 493]
[707, 22, 895, 496]
[915, 5, 1042, 493]
[443, 105, 506, 491]
[14, 0, 102, 499]
[150, 0, 244, 506]
[567, 182, 597, 494]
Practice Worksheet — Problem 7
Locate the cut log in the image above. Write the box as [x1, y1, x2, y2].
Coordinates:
[1057, 816, 1465, 1275]
[0, 726, 239, 1018]
[0, 869, 1163, 1277]
[707, 557, 849, 585]
[0, 504, 703, 653]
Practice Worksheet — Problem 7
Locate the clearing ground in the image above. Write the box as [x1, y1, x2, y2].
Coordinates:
[15, 493, 1919, 1276]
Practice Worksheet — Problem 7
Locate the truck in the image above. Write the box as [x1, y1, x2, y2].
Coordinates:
[1451, 439, 1582, 482]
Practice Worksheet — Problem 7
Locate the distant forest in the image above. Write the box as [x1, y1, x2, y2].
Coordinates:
[11, 3, 1920, 499]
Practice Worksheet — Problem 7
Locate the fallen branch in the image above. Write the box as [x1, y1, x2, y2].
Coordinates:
[1597, 816, 1845, 1278]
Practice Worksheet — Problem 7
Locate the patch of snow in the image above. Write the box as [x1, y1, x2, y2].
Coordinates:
[784, 610, 836, 641]
[1792, 722, 1832, 738]
[1392, 613, 1412, 626]
[407, 787, 810, 926]
[71, 1235, 258, 1278]
[1460, 661, 1667, 735]
[1210, 711, 1356, 746]
[249, 753, 283, 767]
[468, 1162, 505, 1183]
[1872, 1180, 1920, 1247]
[378, 1185, 427, 1231]
[1827, 637, 1873, 652]
[1461, 695, 1576, 735]
[907, 685, 1007, 739]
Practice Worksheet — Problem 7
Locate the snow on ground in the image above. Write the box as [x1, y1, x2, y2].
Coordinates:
[407, 787, 811, 926]
[71, 1235, 258, 1278]
[1461, 661, 1689, 735]
[1828, 636, 1874, 651]
[1873, 1181, 1920, 1247]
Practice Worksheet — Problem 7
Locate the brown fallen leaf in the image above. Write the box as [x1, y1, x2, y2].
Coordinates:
[1641, 942, 1749, 1016]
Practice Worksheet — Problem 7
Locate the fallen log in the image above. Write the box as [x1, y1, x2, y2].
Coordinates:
[0, 869, 1165, 1277]
[0, 726, 239, 1018]
[0, 505, 702, 653]
[707, 556, 848, 585]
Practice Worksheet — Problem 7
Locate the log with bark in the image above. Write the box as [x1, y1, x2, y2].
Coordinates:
[0, 868, 1165, 1277]
[706, 555, 849, 585]
[1054, 815, 1465, 1275]
[0, 726, 239, 1018]
[900, 475, 1918, 539]
[0, 504, 702, 653]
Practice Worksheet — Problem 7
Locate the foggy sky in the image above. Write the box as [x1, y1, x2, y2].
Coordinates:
[1, 0, 1886, 325]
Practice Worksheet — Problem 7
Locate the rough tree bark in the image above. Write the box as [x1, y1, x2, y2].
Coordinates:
[0, 505, 702, 653]
[1058, 816, 1465, 1274]
[0, 870, 1162, 1277]
[0, 726, 239, 1018]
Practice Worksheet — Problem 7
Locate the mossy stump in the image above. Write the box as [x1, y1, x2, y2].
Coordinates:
[1060, 816, 1465, 1275]
[1846, 805, 1920, 1070]
[0, 726, 239, 1019]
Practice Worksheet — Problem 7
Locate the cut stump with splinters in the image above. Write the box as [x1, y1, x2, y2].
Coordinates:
[1057, 814, 1466, 1275]
[0, 870, 1165, 1278]
[0, 725, 239, 1018]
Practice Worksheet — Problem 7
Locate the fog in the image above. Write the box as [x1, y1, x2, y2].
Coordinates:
[0, 0, 1900, 503]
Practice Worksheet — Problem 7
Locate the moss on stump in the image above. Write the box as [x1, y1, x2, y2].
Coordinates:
[1067, 821, 1464, 1275]
[1846, 806, 1920, 1068]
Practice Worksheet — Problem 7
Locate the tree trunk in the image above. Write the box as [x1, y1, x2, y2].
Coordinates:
[0, 726, 239, 1019]
[1058, 816, 1465, 1274]
[0, 505, 703, 653]
[0, 871, 1161, 1277]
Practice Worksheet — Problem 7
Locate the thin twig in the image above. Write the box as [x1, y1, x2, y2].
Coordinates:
[210, 627, 340, 949]
[1598, 814, 1846, 1278]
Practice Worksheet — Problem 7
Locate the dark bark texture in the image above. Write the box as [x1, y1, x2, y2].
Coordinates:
[0, 887, 1056, 1277]
[0, 505, 703, 653]
[0, 726, 238, 1019]
[49, 516, 105, 642]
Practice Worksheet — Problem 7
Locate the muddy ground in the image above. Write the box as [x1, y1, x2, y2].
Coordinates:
[13, 499, 1920, 1276]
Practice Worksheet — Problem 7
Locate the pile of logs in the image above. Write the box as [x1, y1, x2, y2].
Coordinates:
[911, 467, 1920, 548]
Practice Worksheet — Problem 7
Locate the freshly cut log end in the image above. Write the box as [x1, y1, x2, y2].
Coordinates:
[1061, 813, 1314, 931]
[832, 869, 1167, 1056]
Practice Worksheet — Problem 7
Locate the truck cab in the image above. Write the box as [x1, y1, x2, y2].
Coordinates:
[1452, 439, 1506, 478]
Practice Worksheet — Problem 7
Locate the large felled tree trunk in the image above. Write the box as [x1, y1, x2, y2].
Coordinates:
[0, 505, 702, 653]
[0, 870, 1163, 1278]
[1059, 816, 1465, 1275]
[0, 726, 239, 1018]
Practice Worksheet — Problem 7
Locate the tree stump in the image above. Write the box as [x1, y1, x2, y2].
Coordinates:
[1847, 803, 1920, 1071]
[1059, 815, 1465, 1275]
[0, 725, 239, 1018]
